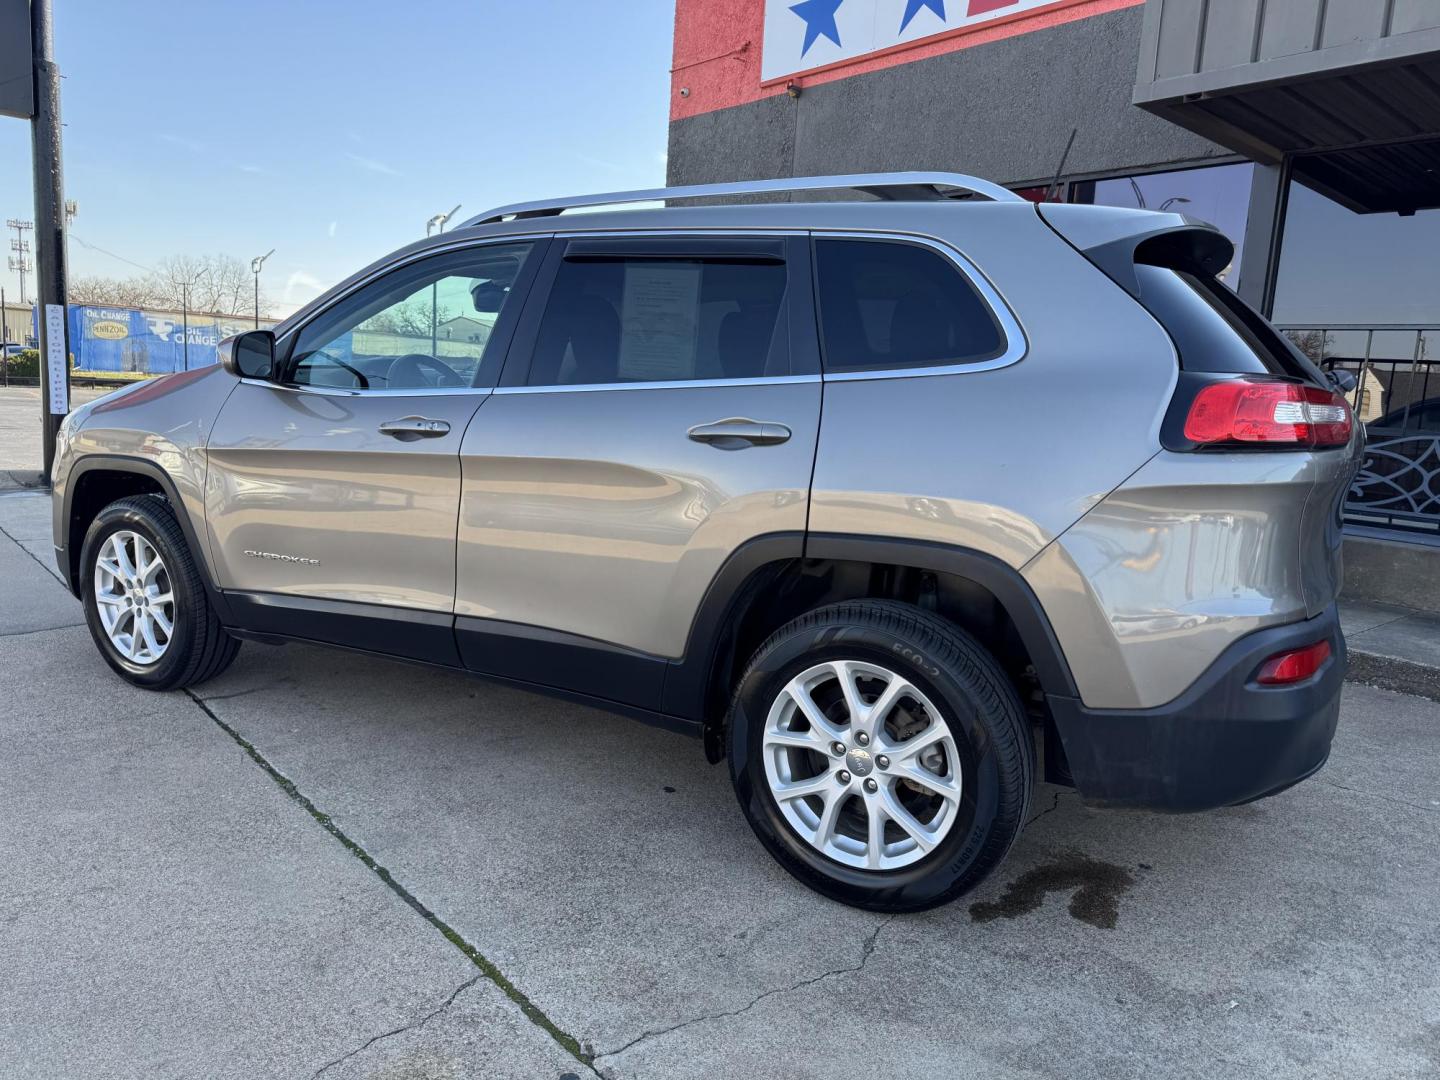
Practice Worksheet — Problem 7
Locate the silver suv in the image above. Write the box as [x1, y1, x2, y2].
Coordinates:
[51, 174, 1361, 911]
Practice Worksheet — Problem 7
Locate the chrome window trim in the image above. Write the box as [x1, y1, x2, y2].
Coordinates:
[239, 378, 492, 398]
[809, 230, 1028, 382]
[493, 374, 819, 396]
[264, 226, 1024, 397]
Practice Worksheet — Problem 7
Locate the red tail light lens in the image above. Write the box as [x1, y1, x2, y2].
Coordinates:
[1183, 380, 1353, 448]
[1255, 640, 1332, 685]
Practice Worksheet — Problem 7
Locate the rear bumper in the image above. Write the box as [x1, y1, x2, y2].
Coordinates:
[1048, 604, 1345, 811]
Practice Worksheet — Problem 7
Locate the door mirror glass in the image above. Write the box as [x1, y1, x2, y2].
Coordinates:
[219, 330, 276, 380]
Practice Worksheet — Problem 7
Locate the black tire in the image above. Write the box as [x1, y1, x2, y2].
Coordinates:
[79, 495, 241, 691]
[727, 599, 1033, 912]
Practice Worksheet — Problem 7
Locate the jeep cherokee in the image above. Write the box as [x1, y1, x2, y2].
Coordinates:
[50, 173, 1361, 911]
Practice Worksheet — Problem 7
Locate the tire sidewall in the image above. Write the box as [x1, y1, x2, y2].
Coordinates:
[80, 501, 201, 689]
[730, 618, 1011, 911]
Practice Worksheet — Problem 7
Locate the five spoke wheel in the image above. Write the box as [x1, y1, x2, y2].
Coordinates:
[93, 529, 175, 666]
[762, 660, 962, 871]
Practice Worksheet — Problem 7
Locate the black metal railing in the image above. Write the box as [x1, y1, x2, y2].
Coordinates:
[1279, 323, 1440, 538]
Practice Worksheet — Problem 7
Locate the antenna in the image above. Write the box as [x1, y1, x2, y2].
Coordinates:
[1043, 128, 1078, 203]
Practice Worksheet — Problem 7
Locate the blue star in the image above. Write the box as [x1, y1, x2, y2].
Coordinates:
[899, 0, 946, 32]
[790, 0, 844, 56]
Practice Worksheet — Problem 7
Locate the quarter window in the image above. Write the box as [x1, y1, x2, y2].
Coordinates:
[525, 254, 789, 387]
[814, 239, 1005, 374]
[288, 243, 535, 390]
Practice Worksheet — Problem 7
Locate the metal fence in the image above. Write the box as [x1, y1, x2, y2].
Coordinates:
[1280, 324, 1440, 538]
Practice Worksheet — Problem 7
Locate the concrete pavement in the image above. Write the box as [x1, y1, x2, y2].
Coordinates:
[2, 489, 1437, 1079]
[0, 385, 110, 483]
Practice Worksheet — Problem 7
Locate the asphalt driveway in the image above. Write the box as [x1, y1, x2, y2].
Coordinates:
[2, 489, 1437, 1079]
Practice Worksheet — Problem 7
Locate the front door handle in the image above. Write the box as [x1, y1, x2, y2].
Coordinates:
[379, 416, 452, 440]
[687, 417, 792, 449]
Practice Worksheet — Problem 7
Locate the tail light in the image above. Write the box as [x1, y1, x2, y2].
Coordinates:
[1255, 640, 1332, 685]
[1183, 379, 1352, 449]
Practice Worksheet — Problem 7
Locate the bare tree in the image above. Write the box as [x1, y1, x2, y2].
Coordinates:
[68, 275, 162, 308]
[363, 298, 455, 338]
[148, 254, 267, 316]
[69, 253, 274, 317]
[1285, 328, 1333, 365]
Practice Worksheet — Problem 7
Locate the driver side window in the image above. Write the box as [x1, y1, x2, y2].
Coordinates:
[288, 242, 535, 391]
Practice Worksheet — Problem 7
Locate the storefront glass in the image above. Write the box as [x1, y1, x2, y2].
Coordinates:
[1273, 173, 1440, 535]
[1272, 181, 1440, 328]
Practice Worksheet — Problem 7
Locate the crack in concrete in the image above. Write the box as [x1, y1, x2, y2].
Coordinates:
[0, 622, 84, 638]
[594, 914, 897, 1065]
[1320, 778, 1439, 814]
[197, 684, 281, 703]
[181, 689, 599, 1075]
[0, 520, 73, 589]
[310, 974, 482, 1079]
[1026, 788, 1076, 826]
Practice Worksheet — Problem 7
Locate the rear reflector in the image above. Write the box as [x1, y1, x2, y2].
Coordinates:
[1183, 379, 1353, 448]
[1255, 640, 1332, 685]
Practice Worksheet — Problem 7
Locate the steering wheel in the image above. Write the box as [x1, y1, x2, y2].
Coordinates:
[386, 353, 466, 388]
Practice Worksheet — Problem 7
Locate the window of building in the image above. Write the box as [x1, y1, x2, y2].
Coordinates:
[1071, 163, 1256, 290]
[526, 255, 789, 386]
[813, 239, 1004, 374]
[1272, 180, 1440, 328]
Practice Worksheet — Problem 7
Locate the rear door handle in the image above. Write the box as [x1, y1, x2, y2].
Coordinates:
[379, 416, 452, 440]
[687, 418, 792, 449]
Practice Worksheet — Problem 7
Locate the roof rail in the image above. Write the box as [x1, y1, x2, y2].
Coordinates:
[462, 172, 1022, 227]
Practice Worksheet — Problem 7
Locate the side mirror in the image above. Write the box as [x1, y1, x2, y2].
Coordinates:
[219, 330, 276, 381]
[1329, 368, 1358, 393]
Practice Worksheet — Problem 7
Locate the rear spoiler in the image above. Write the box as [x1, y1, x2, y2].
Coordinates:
[1036, 203, 1234, 298]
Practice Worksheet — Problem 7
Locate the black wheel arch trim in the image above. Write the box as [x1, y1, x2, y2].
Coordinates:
[62, 454, 230, 621]
[663, 531, 1080, 730]
[801, 534, 1078, 698]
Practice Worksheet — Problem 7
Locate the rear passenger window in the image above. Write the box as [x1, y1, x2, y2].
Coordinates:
[814, 239, 1005, 374]
[526, 254, 789, 386]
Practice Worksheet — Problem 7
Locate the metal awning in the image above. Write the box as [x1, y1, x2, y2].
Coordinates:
[1133, 1, 1440, 214]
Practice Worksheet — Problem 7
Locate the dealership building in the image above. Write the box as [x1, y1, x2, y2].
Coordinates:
[668, 0, 1440, 603]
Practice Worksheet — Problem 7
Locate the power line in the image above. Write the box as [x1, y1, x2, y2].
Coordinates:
[69, 234, 155, 275]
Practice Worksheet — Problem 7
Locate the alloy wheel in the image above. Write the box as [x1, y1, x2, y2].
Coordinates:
[761, 660, 963, 871]
[93, 530, 175, 666]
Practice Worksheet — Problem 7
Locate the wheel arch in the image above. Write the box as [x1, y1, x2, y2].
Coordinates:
[665, 533, 1079, 764]
[63, 456, 225, 618]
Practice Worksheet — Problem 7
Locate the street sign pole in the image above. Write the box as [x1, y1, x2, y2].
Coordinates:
[30, 0, 71, 479]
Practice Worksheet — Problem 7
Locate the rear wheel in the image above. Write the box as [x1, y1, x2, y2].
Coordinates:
[727, 600, 1033, 911]
[80, 495, 240, 690]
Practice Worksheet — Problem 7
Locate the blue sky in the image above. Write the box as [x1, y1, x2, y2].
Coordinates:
[0, 0, 674, 313]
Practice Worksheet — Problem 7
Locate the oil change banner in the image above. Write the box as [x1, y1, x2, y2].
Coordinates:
[68, 305, 274, 373]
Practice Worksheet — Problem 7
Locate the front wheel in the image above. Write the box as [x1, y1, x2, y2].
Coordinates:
[80, 495, 240, 691]
[727, 600, 1033, 912]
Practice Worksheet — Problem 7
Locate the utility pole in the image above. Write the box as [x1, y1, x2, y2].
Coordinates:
[173, 267, 209, 372]
[29, 0, 71, 479]
[7, 218, 32, 304]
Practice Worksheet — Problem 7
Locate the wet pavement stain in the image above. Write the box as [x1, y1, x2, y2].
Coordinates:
[969, 854, 1137, 929]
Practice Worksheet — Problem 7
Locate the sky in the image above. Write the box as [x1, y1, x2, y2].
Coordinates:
[0, 0, 675, 315]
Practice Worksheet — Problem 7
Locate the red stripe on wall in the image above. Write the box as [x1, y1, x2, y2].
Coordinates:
[969, 0, 1021, 14]
[670, 0, 1143, 122]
